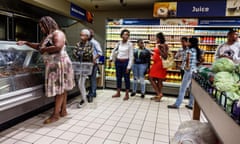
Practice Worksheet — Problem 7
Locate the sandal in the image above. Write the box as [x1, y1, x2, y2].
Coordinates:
[43, 115, 59, 124]
[155, 94, 163, 102]
[60, 111, 68, 117]
[150, 96, 158, 100]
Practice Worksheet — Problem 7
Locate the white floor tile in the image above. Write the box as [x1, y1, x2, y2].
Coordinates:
[21, 133, 42, 143]
[104, 119, 118, 126]
[107, 132, 124, 142]
[12, 131, 31, 139]
[72, 134, 90, 143]
[140, 131, 154, 140]
[80, 128, 97, 136]
[87, 123, 102, 129]
[0, 138, 17, 144]
[137, 138, 153, 144]
[34, 127, 52, 135]
[129, 123, 142, 131]
[125, 129, 140, 137]
[75, 120, 90, 127]
[93, 118, 106, 125]
[0, 128, 21, 138]
[47, 128, 65, 138]
[59, 131, 78, 140]
[68, 125, 84, 133]
[56, 124, 73, 131]
[99, 125, 114, 132]
[87, 137, 105, 144]
[112, 127, 127, 134]
[154, 134, 169, 143]
[24, 124, 42, 132]
[14, 141, 31, 144]
[122, 135, 138, 144]
[104, 139, 120, 144]
[34, 136, 55, 144]
[94, 130, 110, 139]
[51, 138, 70, 144]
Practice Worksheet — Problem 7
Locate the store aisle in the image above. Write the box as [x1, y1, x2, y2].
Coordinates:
[0, 89, 206, 144]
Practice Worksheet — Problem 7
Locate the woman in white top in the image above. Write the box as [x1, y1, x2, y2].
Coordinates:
[110, 29, 133, 100]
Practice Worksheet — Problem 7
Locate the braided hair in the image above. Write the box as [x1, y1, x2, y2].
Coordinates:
[39, 16, 59, 35]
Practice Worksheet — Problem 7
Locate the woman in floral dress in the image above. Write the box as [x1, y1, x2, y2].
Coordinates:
[17, 16, 75, 124]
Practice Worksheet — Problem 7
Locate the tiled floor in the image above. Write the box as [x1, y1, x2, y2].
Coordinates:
[0, 89, 206, 144]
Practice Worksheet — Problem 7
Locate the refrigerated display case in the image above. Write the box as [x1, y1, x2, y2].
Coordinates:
[104, 19, 239, 95]
[0, 41, 79, 126]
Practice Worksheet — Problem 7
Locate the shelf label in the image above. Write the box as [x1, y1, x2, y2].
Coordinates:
[199, 18, 240, 26]
[122, 19, 160, 25]
[70, 3, 93, 23]
[177, 1, 226, 17]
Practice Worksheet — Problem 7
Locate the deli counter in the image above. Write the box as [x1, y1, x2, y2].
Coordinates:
[0, 41, 79, 126]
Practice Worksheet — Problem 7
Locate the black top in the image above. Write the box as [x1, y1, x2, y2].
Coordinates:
[133, 48, 151, 65]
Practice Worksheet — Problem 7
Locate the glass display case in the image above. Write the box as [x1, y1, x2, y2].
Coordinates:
[0, 41, 45, 124]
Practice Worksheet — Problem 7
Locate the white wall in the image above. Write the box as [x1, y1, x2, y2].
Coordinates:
[63, 9, 154, 48]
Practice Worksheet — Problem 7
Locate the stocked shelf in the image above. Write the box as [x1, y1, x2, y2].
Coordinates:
[105, 22, 239, 89]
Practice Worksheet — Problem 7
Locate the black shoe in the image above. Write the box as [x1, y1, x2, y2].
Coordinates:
[167, 104, 179, 109]
[77, 100, 86, 108]
[130, 92, 136, 97]
[185, 105, 193, 110]
[88, 97, 93, 103]
[141, 94, 145, 98]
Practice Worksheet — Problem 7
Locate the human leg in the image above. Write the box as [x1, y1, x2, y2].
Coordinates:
[155, 78, 164, 102]
[112, 61, 122, 97]
[88, 64, 98, 98]
[60, 91, 67, 117]
[123, 61, 130, 100]
[44, 94, 64, 124]
[132, 64, 138, 95]
[149, 77, 161, 100]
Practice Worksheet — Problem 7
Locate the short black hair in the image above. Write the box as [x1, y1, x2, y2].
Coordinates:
[227, 29, 238, 36]
[137, 39, 143, 43]
[120, 29, 130, 37]
[181, 36, 188, 42]
[156, 32, 165, 44]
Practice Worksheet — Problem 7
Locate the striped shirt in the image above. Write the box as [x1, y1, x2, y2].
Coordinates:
[187, 48, 198, 72]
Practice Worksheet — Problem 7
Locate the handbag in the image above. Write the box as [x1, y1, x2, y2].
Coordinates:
[161, 51, 175, 69]
[111, 44, 119, 62]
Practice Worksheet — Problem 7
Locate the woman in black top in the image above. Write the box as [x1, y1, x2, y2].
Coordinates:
[131, 39, 151, 98]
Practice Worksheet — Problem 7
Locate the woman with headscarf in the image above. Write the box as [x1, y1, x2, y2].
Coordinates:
[17, 16, 75, 124]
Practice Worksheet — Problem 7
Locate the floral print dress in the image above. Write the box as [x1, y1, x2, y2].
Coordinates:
[40, 30, 75, 97]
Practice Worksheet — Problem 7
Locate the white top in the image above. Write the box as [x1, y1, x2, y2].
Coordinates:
[215, 41, 240, 64]
[110, 41, 133, 69]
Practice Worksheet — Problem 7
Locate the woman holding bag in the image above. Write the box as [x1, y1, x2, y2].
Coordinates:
[149, 32, 168, 102]
[109, 29, 133, 101]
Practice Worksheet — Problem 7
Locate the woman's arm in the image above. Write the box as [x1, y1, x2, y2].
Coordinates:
[40, 31, 65, 54]
[17, 41, 40, 50]
[159, 44, 168, 59]
[185, 52, 191, 70]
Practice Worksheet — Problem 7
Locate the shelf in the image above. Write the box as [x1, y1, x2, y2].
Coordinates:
[167, 69, 181, 72]
[204, 51, 215, 54]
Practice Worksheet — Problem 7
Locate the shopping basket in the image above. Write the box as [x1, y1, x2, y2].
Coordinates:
[72, 62, 93, 75]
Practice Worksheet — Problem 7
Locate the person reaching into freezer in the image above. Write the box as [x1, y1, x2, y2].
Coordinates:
[215, 30, 240, 64]
[17, 16, 75, 124]
[87, 29, 103, 102]
[168, 37, 201, 109]
[109, 29, 133, 101]
[73, 29, 94, 108]
[131, 39, 151, 98]
[149, 32, 168, 102]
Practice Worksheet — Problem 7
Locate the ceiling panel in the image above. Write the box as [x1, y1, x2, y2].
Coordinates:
[67, 0, 157, 11]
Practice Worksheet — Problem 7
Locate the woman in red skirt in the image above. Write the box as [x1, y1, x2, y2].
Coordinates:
[149, 32, 168, 102]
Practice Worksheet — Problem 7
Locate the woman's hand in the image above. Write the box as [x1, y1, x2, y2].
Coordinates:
[39, 47, 47, 54]
[16, 41, 27, 46]
[126, 69, 130, 74]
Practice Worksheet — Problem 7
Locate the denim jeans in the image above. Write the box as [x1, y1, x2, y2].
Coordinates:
[175, 70, 194, 107]
[88, 64, 98, 98]
[115, 60, 130, 89]
[132, 63, 148, 94]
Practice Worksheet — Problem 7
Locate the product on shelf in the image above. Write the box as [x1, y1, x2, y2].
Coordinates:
[105, 24, 237, 84]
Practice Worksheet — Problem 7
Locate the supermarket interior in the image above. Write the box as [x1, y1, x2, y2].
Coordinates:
[1, 0, 240, 144]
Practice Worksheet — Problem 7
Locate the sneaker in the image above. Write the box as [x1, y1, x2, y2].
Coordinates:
[141, 93, 145, 98]
[77, 100, 86, 108]
[130, 92, 136, 97]
[167, 104, 179, 109]
[185, 105, 193, 110]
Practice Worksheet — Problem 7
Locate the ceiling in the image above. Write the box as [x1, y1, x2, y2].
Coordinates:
[67, 0, 158, 11]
